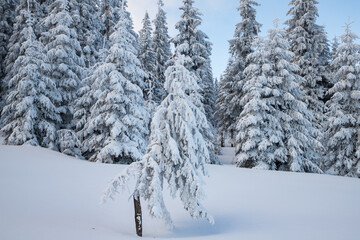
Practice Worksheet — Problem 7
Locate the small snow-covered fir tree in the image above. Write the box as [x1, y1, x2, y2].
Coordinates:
[102, 53, 214, 230]
[331, 36, 340, 61]
[172, 0, 218, 163]
[324, 21, 360, 178]
[138, 12, 157, 106]
[285, 0, 330, 130]
[41, 0, 85, 128]
[216, 0, 261, 143]
[82, 5, 149, 164]
[56, 129, 82, 158]
[1, 0, 61, 148]
[235, 20, 323, 173]
[152, 0, 171, 102]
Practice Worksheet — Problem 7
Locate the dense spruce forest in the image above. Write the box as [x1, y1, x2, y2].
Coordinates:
[0, 0, 359, 185]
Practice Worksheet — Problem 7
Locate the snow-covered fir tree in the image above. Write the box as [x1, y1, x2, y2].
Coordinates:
[331, 36, 340, 61]
[172, 0, 218, 163]
[117, 0, 143, 89]
[216, 59, 236, 146]
[81, 4, 149, 164]
[1, 0, 61, 148]
[324, 36, 341, 101]
[1, 0, 43, 121]
[235, 20, 323, 173]
[73, 49, 108, 147]
[0, 0, 17, 70]
[285, 0, 330, 129]
[0, 0, 18, 114]
[41, 0, 85, 128]
[138, 12, 157, 106]
[102, 53, 214, 227]
[100, 0, 121, 44]
[3, 0, 36, 82]
[74, 0, 104, 68]
[68, 2, 104, 151]
[213, 77, 219, 125]
[316, 25, 332, 102]
[71, 1, 104, 148]
[324, 21, 360, 178]
[152, 0, 171, 102]
[329, 36, 340, 83]
[172, 0, 216, 126]
[216, 0, 261, 144]
[100, 0, 138, 52]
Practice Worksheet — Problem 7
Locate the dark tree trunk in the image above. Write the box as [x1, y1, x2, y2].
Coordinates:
[230, 130, 235, 147]
[133, 196, 142, 237]
[221, 132, 225, 147]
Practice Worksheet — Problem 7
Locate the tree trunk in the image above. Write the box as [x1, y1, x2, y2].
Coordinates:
[221, 132, 225, 147]
[230, 130, 234, 147]
[133, 196, 142, 237]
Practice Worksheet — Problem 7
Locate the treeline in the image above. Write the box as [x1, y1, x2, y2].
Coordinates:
[0, 0, 218, 164]
[0, 0, 359, 179]
[216, 0, 360, 178]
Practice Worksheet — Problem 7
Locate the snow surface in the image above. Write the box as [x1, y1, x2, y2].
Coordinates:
[219, 147, 235, 165]
[1, 144, 360, 240]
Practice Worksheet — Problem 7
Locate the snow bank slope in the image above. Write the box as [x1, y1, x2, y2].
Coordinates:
[0, 145, 359, 240]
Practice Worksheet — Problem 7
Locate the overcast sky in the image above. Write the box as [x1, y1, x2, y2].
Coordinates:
[128, 0, 360, 79]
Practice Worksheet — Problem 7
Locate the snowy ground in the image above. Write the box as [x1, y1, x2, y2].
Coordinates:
[219, 147, 235, 165]
[1, 145, 360, 240]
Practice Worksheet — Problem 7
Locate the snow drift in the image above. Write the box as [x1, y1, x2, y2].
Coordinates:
[0, 145, 359, 240]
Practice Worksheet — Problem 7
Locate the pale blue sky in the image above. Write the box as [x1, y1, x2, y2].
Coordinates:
[128, 0, 360, 79]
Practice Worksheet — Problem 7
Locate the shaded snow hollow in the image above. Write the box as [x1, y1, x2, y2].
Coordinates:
[0, 145, 359, 240]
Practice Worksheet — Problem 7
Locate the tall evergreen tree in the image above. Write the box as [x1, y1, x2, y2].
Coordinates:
[1, 0, 61, 148]
[81, 4, 149, 164]
[41, 0, 85, 128]
[102, 53, 214, 229]
[285, 0, 330, 129]
[138, 12, 156, 105]
[69, 1, 104, 151]
[172, 0, 218, 163]
[216, 0, 261, 144]
[324, 21, 360, 178]
[152, 0, 171, 102]
[235, 21, 323, 173]
[172, 0, 216, 125]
